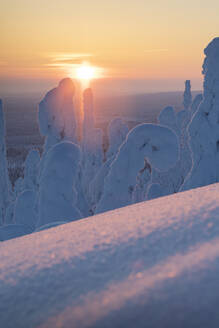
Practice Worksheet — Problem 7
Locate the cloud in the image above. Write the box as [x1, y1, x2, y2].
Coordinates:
[45, 53, 95, 72]
[46, 53, 93, 65]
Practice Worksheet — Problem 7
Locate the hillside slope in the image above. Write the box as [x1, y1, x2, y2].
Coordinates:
[1, 183, 219, 327]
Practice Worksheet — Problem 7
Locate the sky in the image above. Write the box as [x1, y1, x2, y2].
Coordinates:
[1, 0, 219, 94]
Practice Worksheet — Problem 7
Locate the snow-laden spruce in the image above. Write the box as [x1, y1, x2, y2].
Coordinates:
[182, 38, 219, 190]
[23, 149, 40, 191]
[132, 159, 152, 203]
[191, 93, 203, 116]
[0, 100, 11, 225]
[38, 78, 78, 161]
[95, 124, 179, 214]
[36, 142, 81, 228]
[106, 117, 128, 160]
[4, 202, 15, 225]
[183, 80, 192, 110]
[81, 88, 103, 204]
[14, 190, 37, 230]
[152, 81, 193, 198]
[89, 155, 115, 211]
[89, 117, 129, 211]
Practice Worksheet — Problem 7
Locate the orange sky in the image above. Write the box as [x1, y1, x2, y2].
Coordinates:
[1, 0, 219, 92]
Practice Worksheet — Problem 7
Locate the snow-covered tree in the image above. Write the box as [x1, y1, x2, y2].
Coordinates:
[23, 149, 40, 191]
[0, 224, 32, 242]
[95, 123, 179, 214]
[183, 80, 192, 111]
[36, 142, 82, 228]
[190, 93, 203, 116]
[132, 159, 151, 203]
[13, 177, 24, 199]
[81, 88, 103, 204]
[14, 190, 37, 231]
[158, 106, 178, 134]
[106, 117, 128, 160]
[182, 37, 219, 190]
[4, 202, 15, 225]
[89, 117, 128, 211]
[152, 81, 194, 197]
[38, 78, 78, 162]
[89, 155, 115, 211]
[147, 183, 164, 200]
[0, 100, 11, 225]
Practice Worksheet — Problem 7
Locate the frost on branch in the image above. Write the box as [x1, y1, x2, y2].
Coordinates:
[95, 124, 179, 214]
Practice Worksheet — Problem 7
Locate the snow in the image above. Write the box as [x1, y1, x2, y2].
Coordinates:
[183, 80, 192, 110]
[23, 149, 40, 191]
[38, 78, 78, 176]
[81, 88, 103, 205]
[0, 99, 11, 225]
[0, 224, 32, 241]
[37, 141, 82, 228]
[14, 190, 37, 230]
[1, 183, 219, 327]
[182, 37, 219, 191]
[106, 117, 129, 160]
[96, 123, 179, 214]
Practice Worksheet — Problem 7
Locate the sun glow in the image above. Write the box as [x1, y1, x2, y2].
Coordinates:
[76, 64, 96, 81]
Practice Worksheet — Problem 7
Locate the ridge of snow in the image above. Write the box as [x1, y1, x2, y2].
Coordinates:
[1, 183, 219, 327]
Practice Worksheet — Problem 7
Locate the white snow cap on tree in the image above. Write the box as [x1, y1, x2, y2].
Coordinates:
[14, 190, 37, 231]
[23, 149, 40, 191]
[0, 100, 11, 225]
[38, 78, 78, 155]
[181, 37, 219, 190]
[106, 117, 129, 160]
[37, 141, 81, 228]
[183, 80, 192, 110]
[95, 124, 179, 214]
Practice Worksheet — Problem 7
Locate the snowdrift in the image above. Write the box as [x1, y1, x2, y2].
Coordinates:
[1, 183, 219, 327]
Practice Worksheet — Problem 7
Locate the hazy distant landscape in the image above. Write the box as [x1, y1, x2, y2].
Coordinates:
[3, 90, 201, 145]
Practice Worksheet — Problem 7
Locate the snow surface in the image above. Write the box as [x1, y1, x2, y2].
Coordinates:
[37, 141, 82, 228]
[1, 183, 219, 327]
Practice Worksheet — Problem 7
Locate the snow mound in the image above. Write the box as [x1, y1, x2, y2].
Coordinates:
[1, 183, 219, 327]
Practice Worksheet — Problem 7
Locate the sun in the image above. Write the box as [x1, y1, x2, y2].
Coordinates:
[69, 62, 104, 88]
[76, 64, 96, 81]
